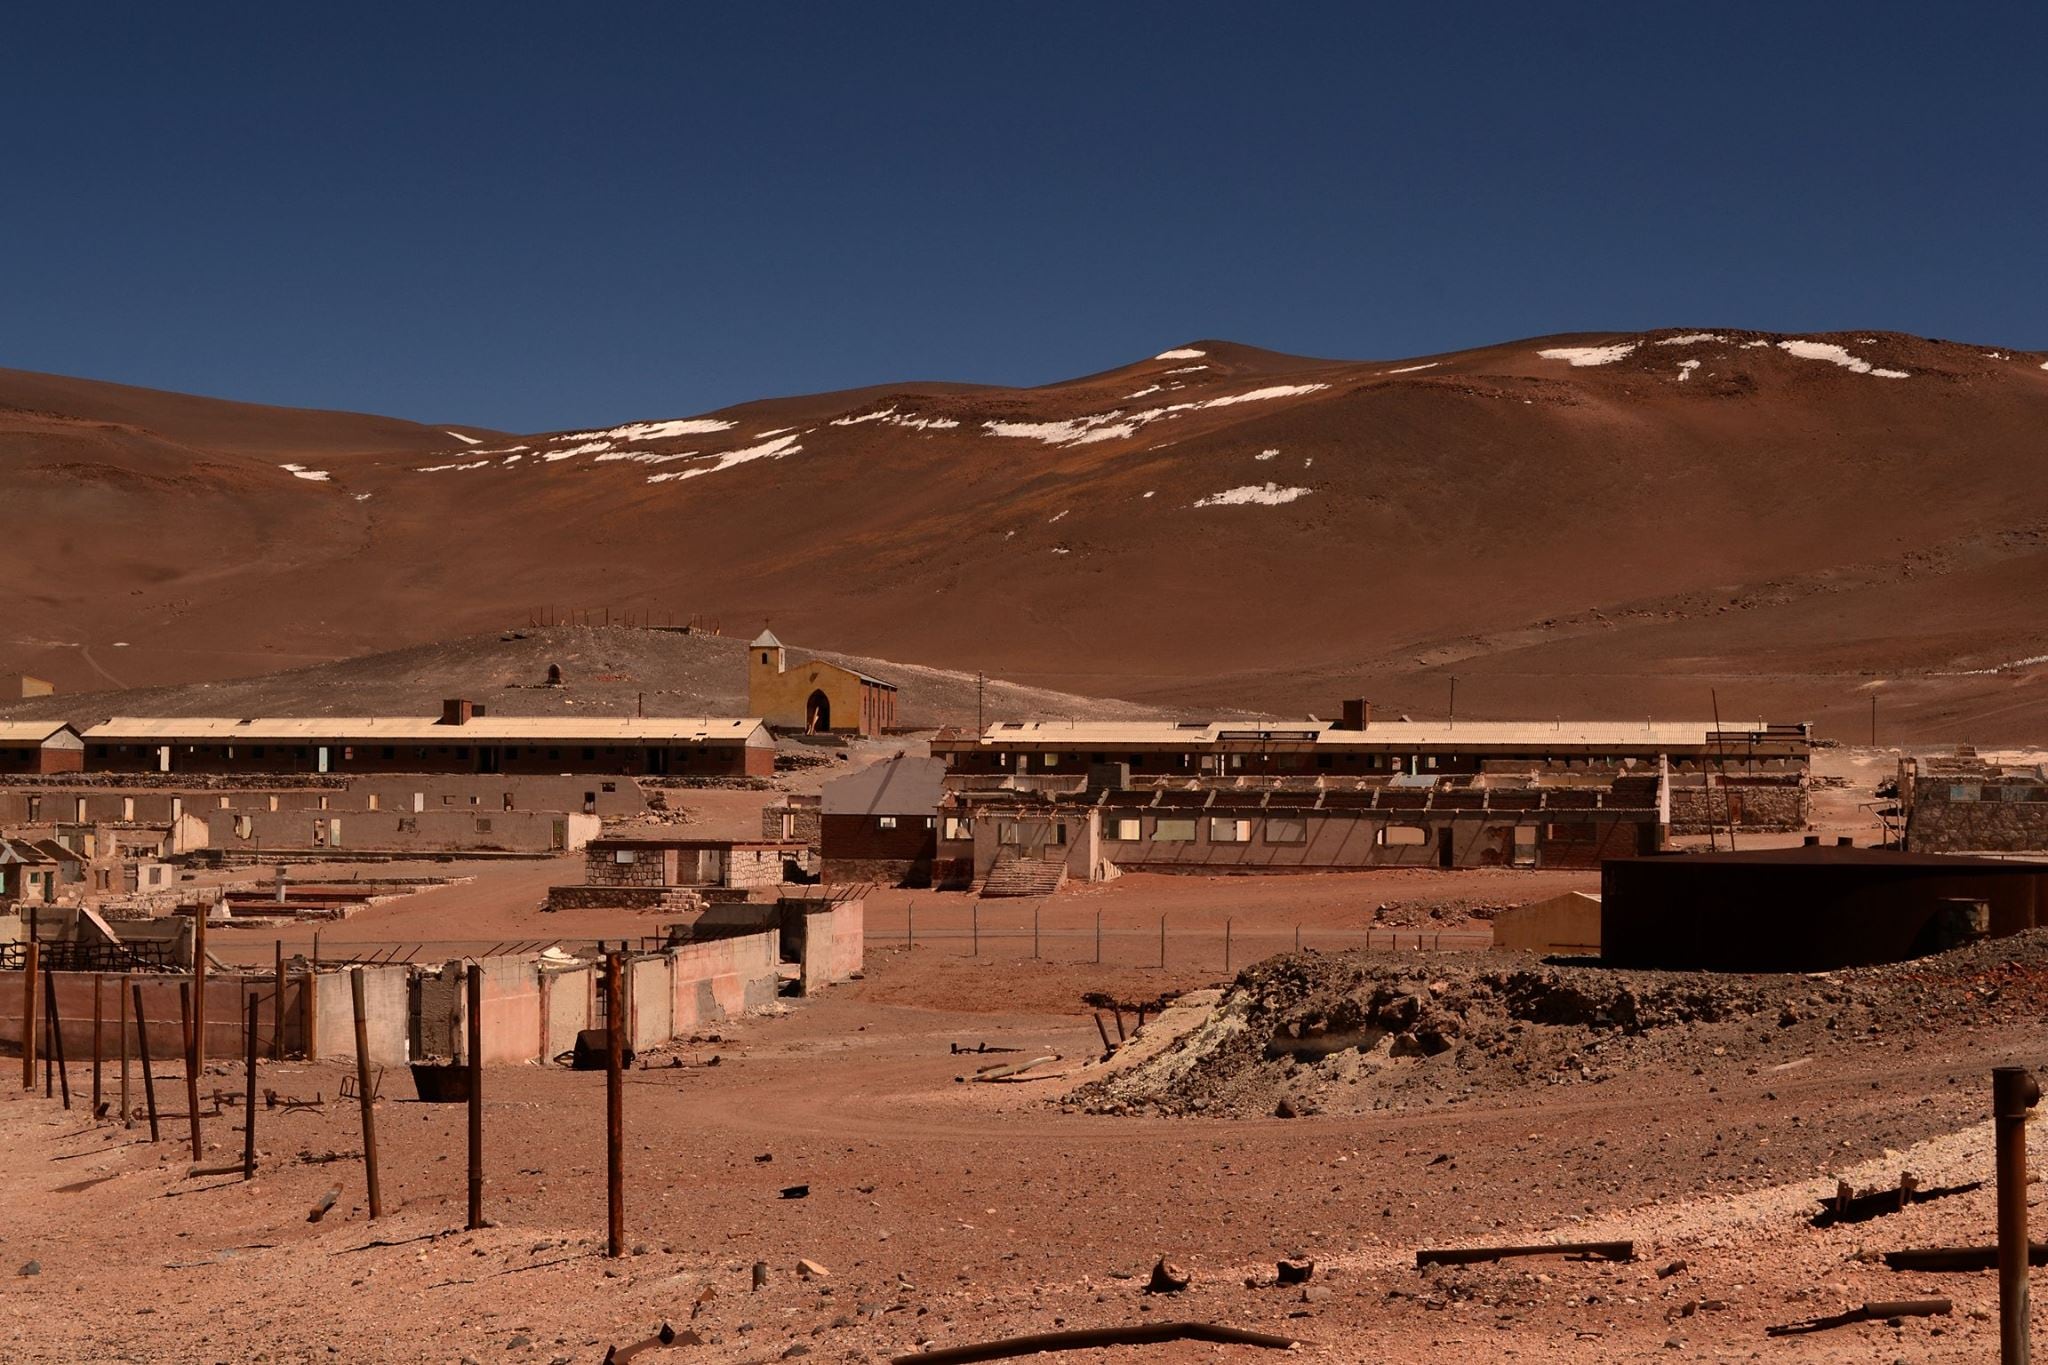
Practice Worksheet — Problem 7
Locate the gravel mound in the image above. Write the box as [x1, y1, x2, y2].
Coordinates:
[1070, 930, 2048, 1118]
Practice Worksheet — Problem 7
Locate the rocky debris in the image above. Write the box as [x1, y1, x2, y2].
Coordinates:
[1071, 930, 2048, 1118]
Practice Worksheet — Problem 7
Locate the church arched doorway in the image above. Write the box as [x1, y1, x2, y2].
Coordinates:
[806, 690, 831, 734]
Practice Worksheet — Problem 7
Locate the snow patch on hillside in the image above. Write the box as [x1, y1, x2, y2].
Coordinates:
[537, 440, 615, 462]
[1125, 385, 1162, 399]
[1538, 343, 1638, 367]
[1255, 448, 1278, 461]
[1656, 333, 1723, 346]
[279, 463, 331, 482]
[595, 449, 697, 466]
[1385, 362, 1438, 374]
[983, 383, 1328, 448]
[1677, 360, 1700, 381]
[1776, 340, 1909, 378]
[1194, 483, 1312, 508]
[416, 459, 490, 473]
[646, 433, 803, 485]
[557, 418, 736, 443]
[444, 430, 482, 445]
[1155, 347, 1206, 360]
[1203, 384, 1327, 407]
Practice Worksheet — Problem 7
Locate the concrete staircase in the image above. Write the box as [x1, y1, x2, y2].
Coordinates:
[978, 855, 1067, 898]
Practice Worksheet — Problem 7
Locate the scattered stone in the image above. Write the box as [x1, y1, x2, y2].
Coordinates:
[18, 1260, 40, 1277]
[1146, 1258, 1190, 1294]
[797, 1258, 831, 1280]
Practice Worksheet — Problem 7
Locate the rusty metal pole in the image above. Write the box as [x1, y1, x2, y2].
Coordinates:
[178, 981, 202, 1159]
[44, 965, 70, 1109]
[242, 993, 259, 1180]
[605, 952, 624, 1257]
[466, 962, 484, 1230]
[20, 939, 37, 1091]
[119, 972, 132, 1129]
[1995, 1065, 2041, 1365]
[350, 967, 382, 1218]
[92, 974, 104, 1117]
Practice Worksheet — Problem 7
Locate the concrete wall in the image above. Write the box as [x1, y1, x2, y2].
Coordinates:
[204, 807, 599, 854]
[1493, 893, 1602, 955]
[0, 776, 651, 826]
[4, 926, 823, 1074]
[797, 900, 865, 993]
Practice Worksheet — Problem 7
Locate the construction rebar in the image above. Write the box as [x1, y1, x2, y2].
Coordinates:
[350, 968, 382, 1218]
[467, 962, 484, 1230]
[605, 952, 625, 1257]
[242, 993, 259, 1180]
[1995, 1065, 2041, 1365]
[133, 983, 159, 1141]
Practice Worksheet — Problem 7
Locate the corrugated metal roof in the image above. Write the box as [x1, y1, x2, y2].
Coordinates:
[0, 721, 75, 744]
[956, 719, 1800, 749]
[84, 715, 769, 744]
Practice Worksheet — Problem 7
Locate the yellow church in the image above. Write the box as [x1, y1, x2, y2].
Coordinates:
[746, 630, 899, 736]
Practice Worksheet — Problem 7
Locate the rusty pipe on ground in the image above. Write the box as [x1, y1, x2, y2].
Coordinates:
[1995, 1065, 2041, 1365]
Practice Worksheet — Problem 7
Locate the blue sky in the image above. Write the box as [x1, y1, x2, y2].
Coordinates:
[5, 3, 2042, 431]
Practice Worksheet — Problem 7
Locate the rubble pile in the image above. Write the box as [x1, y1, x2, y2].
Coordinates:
[1072, 930, 2048, 1119]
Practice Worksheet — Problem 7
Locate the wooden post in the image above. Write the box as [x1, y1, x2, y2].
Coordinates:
[466, 962, 484, 1231]
[119, 972, 132, 1129]
[192, 903, 208, 1076]
[92, 974, 104, 1117]
[132, 983, 159, 1141]
[350, 967, 382, 1219]
[273, 940, 285, 1061]
[242, 993, 259, 1180]
[20, 939, 37, 1091]
[303, 969, 318, 1060]
[44, 966, 70, 1109]
[178, 981, 202, 1159]
[605, 952, 624, 1257]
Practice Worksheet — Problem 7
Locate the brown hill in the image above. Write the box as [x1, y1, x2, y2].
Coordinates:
[4, 332, 2047, 741]
[0, 625, 1164, 729]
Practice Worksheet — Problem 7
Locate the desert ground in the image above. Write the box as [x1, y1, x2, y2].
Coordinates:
[5, 747, 2045, 1363]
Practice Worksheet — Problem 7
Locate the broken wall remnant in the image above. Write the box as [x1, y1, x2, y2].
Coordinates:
[1901, 754, 2048, 853]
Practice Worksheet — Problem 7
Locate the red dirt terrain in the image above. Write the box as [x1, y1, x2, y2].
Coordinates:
[6, 330, 2048, 740]
[5, 904, 2046, 1363]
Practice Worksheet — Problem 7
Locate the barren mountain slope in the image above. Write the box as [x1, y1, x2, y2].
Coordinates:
[0, 625, 1166, 729]
[4, 333, 2046, 741]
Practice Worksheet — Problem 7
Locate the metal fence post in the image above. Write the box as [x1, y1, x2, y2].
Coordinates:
[1995, 1065, 2041, 1364]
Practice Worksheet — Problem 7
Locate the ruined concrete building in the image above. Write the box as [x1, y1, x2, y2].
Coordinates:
[1899, 751, 2048, 854]
[79, 702, 775, 777]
